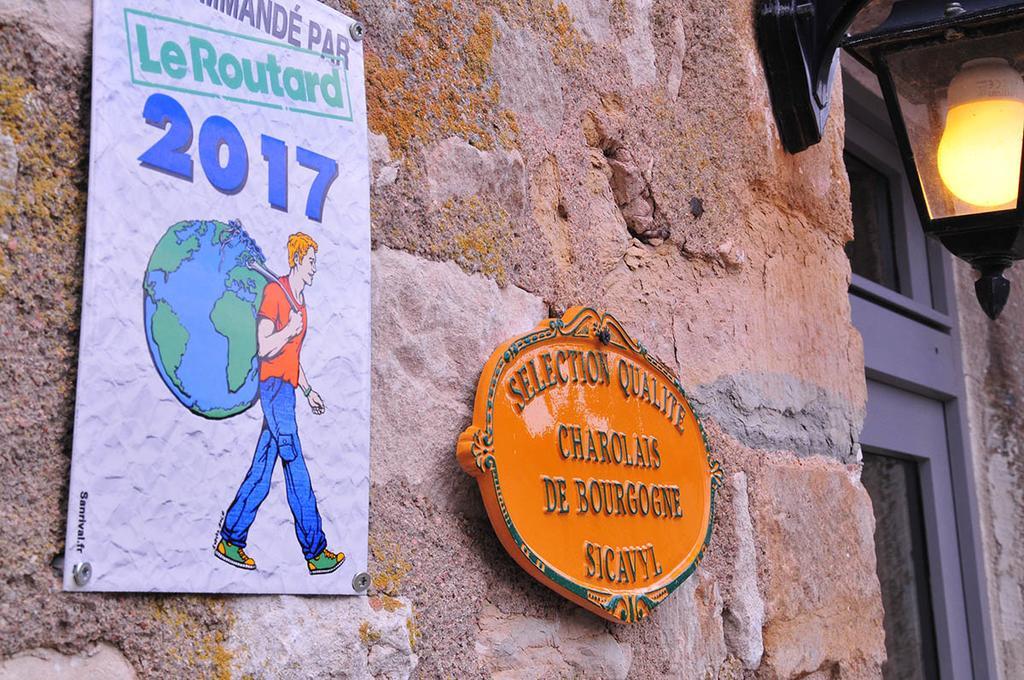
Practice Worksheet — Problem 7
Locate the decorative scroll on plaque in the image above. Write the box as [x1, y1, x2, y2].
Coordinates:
[458, 308, 723, 623]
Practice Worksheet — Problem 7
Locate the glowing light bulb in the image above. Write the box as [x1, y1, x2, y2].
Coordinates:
[937, 58, 1024, 209]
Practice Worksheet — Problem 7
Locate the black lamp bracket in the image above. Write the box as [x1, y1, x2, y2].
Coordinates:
[759, 0, 1013, 153]
[757, 0, 871, 153]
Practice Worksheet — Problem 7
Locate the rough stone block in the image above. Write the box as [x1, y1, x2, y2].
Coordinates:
[619, 0, 657, 86]
[0, 134, 17, 194]
[560, 0, 612, 44]
[369, 132, 400, 188]
[665, 17, 687, 100]
[690, 372, 863, 462]
[954, 258, 1024, 679]
[529, 155, 573, 272]
[750, 456, 885, 678]
[722, 471, 765, 669]
[475, 602, 632, 678]
[0, 643, 136, 680]
[226, 595, 418, 679]
[490, 16, 565, 138]
[424, 137, 527, 217]
[370, 247, 547, 511]
[0, 0, 91, 56]
[655, 571, 729, 677]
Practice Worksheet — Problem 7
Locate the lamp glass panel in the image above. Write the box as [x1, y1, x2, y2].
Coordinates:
[881, 29, 1024, 219]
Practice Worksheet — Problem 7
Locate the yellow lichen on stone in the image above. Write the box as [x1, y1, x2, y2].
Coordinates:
[464, 13, 495, 87]
[0, 75, 86, 301]
[209, 630, 235, 680]
[496, 108, 521, 150]
[441, 195, 510, 284]
[365, 53, 429, 154]
[359, 621, 382, 647]
[406, 612, 422, 651]
[494, 0, 591, 71]
[370, 536, 413, 596]
[549, 2, 586, 69]
[151, 601, 235, 680]
[364, 0, 518, 155]
[381, 594, 404, 612]
[455, 226, 504, 281]
[610, 0, 629, 32]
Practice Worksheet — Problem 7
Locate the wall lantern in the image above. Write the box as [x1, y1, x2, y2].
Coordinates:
[758, 0, 1024, 319]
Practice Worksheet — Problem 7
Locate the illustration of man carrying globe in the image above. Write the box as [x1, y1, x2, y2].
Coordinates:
[214, 231, 345, 575]
[144, 221, 344, 576]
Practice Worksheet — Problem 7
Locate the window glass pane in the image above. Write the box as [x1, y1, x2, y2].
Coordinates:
[845, 152, 901, 291]
[861, 453, 940, 680]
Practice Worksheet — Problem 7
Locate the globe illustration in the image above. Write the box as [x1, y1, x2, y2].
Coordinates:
[143, 219, 268, 419]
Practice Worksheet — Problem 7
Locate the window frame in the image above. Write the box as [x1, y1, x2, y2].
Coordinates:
[841, 54, 998, 680]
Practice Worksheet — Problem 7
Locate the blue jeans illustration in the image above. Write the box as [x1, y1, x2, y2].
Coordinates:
[221, 377, 327, 560]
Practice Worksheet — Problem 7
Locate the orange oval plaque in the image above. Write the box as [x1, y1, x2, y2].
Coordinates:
[458, 308, 723, 623]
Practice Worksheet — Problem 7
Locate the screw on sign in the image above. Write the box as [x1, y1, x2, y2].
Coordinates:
[458, 307, 723, 623]
[352, 572, 370, 592]
[73, 562, 93, 587]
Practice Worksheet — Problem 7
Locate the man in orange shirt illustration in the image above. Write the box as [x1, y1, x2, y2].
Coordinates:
[215, 232, 344, 575]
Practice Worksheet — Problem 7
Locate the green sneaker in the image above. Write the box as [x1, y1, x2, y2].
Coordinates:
[214, 539, 256, 570]
[307, 548, 345, 575]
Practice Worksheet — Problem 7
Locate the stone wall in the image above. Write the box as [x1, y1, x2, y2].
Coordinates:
[0, 0, 888, 678]
[956, 262, 1024, 680]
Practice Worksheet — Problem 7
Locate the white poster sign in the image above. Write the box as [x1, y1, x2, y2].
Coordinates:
[64, 0, 370, 594]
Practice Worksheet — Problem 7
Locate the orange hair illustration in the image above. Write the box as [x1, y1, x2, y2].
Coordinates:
[288, 232, 318, 268]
